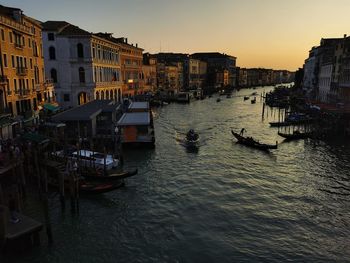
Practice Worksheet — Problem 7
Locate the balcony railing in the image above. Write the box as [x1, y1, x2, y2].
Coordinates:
[15, 42, 24, 49]
[35, 84, 42, 92]
[19, 89, 31, 97]
[96, 80, 120, 87]
[0, 15, 31, 35]
[0, 75, 7, 84]
[16, 67, 28, 76]
[44, 78, 54, 88]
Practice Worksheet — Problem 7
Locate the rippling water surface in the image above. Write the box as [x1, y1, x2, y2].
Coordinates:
[5, 86, 350, 262]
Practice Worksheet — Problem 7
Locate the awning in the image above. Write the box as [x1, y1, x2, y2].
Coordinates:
[0, 117, 14, 127]
[43, 103, 59, 112]
[22, 133, 50, 145]
[117, 112, 150, 126]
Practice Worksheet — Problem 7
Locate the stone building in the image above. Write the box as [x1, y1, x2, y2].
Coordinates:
[0, 5, 54, 118]
[42, 22, 123, 108]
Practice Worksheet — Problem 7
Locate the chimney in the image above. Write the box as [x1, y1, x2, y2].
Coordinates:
[344, 34, 347, 38]
[125, 38, 128, 44]
[136, 43, 138, 48]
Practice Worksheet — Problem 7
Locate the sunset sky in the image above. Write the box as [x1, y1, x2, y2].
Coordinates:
[3, 0, 350, 71]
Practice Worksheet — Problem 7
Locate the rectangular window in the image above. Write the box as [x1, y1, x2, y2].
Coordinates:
[30, 58, 33, 69]
[24, 57, 27, 68]
[3, 54, 7, 67]
[9, 32, 12, 43]
[26, 79, 29, 90]
[1, 29, 4, 41]
[63, 94, 70, 101]
[32, 79, 34, 91]
[28, 38, 31, 48]
[11, 55, 15, 67]
[14, 79, 17, 91]
[48, 33, 54, 41]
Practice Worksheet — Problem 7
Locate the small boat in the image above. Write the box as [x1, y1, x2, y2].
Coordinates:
[46, 171, 125, 194]
[226, 94, 232, 98]
[251, 97, 256, 104]
[269, 118, 313, 127]
[185, 129, 199, 147]
[79, 180, 125, 194]
[231, 130, 277, 151]
[251, 92, 258, 95]
[81, 168, 138, 182]
[244, 96, 249, 101]
[216, 98, 221, 102]
[69, 150, 119, 171]
[278, 131, 313, 140]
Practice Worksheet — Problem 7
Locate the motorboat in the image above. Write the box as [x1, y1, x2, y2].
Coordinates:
[185, 129, 199, 146]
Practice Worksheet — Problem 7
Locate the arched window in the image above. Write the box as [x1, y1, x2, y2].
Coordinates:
[50, 68, 57, 83]
[96, 91, 99, 100]
[79, 67, 85, 83]
[49, 46, 56, 60]
[118, 89, 121, 102]
[101, 90, 104, 100]
[106, 90, 110, 100]
[77, 43, 84, 58]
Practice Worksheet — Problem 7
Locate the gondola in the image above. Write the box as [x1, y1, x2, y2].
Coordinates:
[216, 98, 221, 102]
[79, 180, 125, 194]
[81, 168, 138, 182]
[231, 130, 277, 151]
[243, 96, 249, 101]
[47, 174, 125, 194]
[251, 97, 256, 104]
[278, 131, 313, 140]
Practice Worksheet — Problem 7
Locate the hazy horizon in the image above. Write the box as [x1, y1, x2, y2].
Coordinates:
[3, 0, 350, 71]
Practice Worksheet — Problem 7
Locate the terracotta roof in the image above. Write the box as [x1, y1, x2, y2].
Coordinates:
[0, 4, 21, 18]
[41, 21, 70, 31]
[42, 21, 91, 36]
[58, 24, 91, 36]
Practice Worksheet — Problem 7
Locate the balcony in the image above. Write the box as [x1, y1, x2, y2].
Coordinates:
[35, 84, 42, 92]
[15, 42, 24, 49]
[69, 57, 93, 63]
[0, 15, 31, 35]
[0, 75, 7, 85]
[18, 89, 31, 98]
[16, 67, 28, 76]
[44, 79, 54, 89]
[96, 81, 121, 87]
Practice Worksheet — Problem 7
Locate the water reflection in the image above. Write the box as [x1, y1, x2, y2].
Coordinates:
[8, 86, 350, 263]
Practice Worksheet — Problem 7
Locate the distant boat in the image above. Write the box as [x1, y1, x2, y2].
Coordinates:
[226, 94, 232, 98]
[251, 97, 256, 104]
[217, 98, 221, 102]
[244, 96, 249, 101]
[278, 131, 313, 141]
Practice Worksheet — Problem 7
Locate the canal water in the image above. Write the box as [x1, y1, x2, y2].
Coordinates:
[4, 86, 350, 262]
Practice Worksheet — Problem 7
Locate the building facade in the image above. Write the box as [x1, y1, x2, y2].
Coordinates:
[42, 22, 123, 108]
[115, 38, 145, 97]
[142, 53, 157, 94]
[0, 5, 54, 118]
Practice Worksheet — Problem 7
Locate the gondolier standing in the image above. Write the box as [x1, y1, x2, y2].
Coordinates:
[240, 128, 246, 136]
